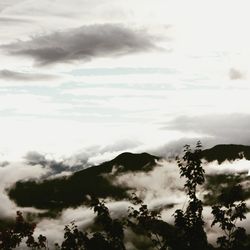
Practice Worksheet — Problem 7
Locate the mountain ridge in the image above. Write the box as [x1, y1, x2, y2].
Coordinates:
[7, 144, 250, 212]
[201, 144, 250, 163]
[8, 152, 159, 210]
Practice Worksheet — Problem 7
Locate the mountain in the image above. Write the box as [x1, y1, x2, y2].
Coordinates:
[8, 152, 159, 210]
[201, 144, 250, 163]
[7, 144, 250, 212]
[200, 144, 250, 205]
[83, 152, 160, 175]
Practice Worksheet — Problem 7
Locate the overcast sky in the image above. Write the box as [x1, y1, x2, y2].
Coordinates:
[1, 0, 250, 161]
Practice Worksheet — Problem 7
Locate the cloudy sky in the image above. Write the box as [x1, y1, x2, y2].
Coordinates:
[1, 0, 250, 161]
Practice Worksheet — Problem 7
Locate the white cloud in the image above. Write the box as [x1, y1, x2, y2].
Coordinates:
[0, 161, 48, 218]
[205, 159, 250, 175]
[114, 161, 186, 208]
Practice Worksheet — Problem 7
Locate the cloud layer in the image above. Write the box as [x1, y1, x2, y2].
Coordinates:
[2, 24, 157, 66]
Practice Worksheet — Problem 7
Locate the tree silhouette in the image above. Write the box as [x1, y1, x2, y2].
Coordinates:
[211, 185, 248, 250]
[174, 141, 209, 250]
[127, 194, 169, 250]
[0, 211, 47, 250]
[60, 198, 125, 250]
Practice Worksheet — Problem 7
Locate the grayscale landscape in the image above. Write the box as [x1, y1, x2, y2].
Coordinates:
[0, 1, 250, 249]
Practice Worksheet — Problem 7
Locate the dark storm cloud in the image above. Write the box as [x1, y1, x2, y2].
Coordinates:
[0, 69, 58, 81]
[229, 68, 245, 80]
[2, 24, 158, 66]
[164, 113, 250, 145]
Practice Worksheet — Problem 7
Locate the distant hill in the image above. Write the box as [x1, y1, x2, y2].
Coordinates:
[201, 144, 250, 163]
[8, 152, 159, 210]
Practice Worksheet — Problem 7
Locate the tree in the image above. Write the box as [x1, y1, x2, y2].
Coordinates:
[0, 211, 47, 250]
[211, 185, 248, 250]
[127, 194, 175, 250]
[60, 198, 126, 250]
[174, 141, 208, 250]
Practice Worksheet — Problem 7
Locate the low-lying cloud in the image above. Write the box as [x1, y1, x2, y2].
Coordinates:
[2, 24, 158, 66]
[205, 159, 250, 175]
[0, 161, 48, 218]
[114, 160, 186, 209]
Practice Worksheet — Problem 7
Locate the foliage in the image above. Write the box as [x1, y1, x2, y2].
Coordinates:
[174, 141, 208, 250]
[60, 198, 125, 250]
[204, 173, 250, 206]
[0, 211, 47, 250]
[127, 194, 170, 250]
[211, 185, 248, 250]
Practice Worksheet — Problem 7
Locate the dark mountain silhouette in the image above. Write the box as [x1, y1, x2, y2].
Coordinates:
[8, 152, 159, 210]
[201, 144, 250, 163]
[7, 144, 250, 212]
[84, 152, 160, 175]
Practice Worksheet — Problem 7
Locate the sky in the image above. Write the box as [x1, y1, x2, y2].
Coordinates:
[1, 0, 250, 162]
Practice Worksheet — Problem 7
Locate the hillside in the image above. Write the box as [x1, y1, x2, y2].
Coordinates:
[201, 144, 250, 163]
[8, 152, 159, 210]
